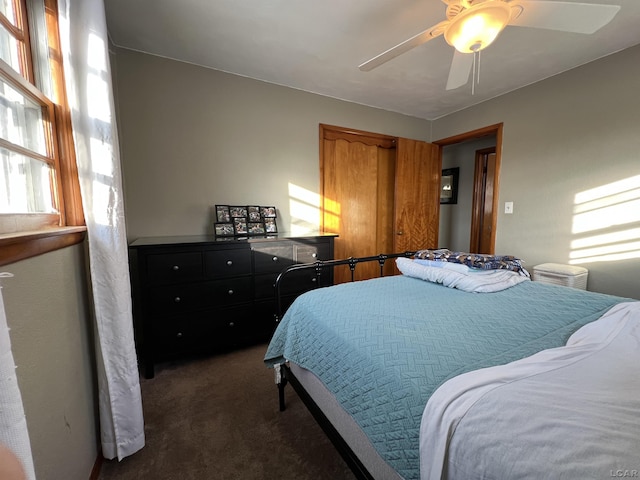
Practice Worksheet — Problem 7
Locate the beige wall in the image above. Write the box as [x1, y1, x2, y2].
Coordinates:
[2, 244, 98, 480]
[433, 44, 640, 299]
[113, 48, 432, 241]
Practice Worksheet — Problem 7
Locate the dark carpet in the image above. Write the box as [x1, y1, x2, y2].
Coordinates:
[98, 343, 356, 479]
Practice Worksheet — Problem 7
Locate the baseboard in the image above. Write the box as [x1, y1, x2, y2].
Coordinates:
[89, 452, 103, 480]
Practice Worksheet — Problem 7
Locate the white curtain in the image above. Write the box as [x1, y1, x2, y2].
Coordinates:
[0, 274, 36, 480]
[57, 0, 145, 460]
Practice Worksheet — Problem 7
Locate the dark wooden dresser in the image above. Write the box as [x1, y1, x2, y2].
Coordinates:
[129, 233, 336, 378]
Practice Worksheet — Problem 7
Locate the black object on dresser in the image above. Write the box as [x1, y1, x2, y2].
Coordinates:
[129, 233, 336, 378]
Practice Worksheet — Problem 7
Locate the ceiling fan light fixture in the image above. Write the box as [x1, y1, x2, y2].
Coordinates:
[444, 3, 511, 53]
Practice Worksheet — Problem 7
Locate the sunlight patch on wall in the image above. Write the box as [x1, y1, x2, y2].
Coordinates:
[288, 183, 320, 235]
[570, 175, 640, 264]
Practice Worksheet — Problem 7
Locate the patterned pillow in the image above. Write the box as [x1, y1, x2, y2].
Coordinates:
[414, 248, 530, 277]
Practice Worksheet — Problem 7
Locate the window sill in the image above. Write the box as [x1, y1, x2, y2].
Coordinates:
[0, 226, 87, 267]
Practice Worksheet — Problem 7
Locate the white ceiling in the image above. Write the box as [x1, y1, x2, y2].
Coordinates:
[104, 0, 640, 120]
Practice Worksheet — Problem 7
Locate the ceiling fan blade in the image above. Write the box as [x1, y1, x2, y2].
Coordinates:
[446, 50, 474, 90]
[359, 20, 448, 72]
[509, 1, 621, 34]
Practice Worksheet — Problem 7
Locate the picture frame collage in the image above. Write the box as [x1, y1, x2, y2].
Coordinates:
[215, 205, 278, 237]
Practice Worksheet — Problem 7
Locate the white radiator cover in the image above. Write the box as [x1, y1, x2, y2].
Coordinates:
[532, 263, 588, 290]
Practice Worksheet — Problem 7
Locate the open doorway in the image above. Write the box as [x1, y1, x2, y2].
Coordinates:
[434, 124, 502, 254]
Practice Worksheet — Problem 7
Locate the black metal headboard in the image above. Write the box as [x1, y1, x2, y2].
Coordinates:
[274, 251, 415, 320]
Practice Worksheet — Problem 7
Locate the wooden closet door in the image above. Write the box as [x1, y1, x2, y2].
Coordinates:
[394, 138, 440, 254]
[322, 135, 395, 283]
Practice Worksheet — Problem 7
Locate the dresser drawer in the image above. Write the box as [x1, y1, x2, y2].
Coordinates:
[255, 272, 308, 299]
[254, 296, 297, 320]
[148, 283, 211, 314]
[253, 297, 295, 339]
[210, 277, 252, 306]
[252, 243, 294, 273]
[152, 312, 231, 355]
[288, 269, 332, 289]
[153, 306, 254, 357]
[149, 277, 252, 314]
[205, 248, 251, 277]
[147, 252, 204, 284]
[295, 242, 331, 263]
[254, 273, 279, 299]
[254, 269, 330, 299]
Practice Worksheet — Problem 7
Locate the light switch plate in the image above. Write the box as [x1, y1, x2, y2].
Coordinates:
[505, 202, 514, 214]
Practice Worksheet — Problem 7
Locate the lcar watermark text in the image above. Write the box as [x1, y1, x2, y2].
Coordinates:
[611, 470, 638, 478]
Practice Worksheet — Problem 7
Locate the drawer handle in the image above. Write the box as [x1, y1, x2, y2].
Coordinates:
[228, 289, 234, 295]
[226, 260, 233, 266]
[272, 256, 278, 262]
[176, 332, 183, 338]
[312, 253, 317, 258]
[229, 322, 235, 327]
[174, 296, 181, 303]
[172, 265, 180, 271]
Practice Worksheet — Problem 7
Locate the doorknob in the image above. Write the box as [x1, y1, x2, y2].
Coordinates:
[397, 231, 404, 235]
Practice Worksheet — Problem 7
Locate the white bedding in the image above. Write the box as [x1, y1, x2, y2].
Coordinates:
[396, 257, 529, 293]
[420, 301, 640, 480]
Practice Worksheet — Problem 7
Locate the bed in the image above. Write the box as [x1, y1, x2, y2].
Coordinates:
[264, 251, 640, 480]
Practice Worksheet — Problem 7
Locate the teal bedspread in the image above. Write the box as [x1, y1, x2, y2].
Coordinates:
[264, 276, 628, 479]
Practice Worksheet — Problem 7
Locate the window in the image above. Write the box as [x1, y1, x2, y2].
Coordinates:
[0, 64, 57, 215]
[0, 0, 84, 266]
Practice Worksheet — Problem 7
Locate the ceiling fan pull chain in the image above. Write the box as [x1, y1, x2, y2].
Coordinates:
[477, 50, 481, 86]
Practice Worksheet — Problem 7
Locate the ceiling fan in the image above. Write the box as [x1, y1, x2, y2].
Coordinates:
[359, 0, 621, 91]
